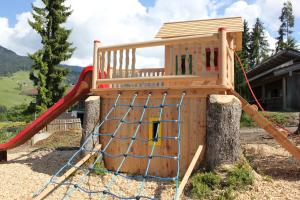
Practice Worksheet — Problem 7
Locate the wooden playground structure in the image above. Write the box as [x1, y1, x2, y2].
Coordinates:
[31, 17, 300, 199]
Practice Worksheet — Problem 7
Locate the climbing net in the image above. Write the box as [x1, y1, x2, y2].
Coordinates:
[34, 92, 186, 200]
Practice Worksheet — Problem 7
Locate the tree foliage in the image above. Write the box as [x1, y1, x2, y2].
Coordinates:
[276, 0, 298, 52]
[249, 18, 270, 68]
[28, 0, 75, 111]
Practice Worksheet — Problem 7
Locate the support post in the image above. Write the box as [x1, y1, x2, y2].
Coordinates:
[0, 151, 7, 162]
[205, 94, 242, 170]
[92, 40, 101, 89]
[81, 96, 100, 156]
[282, 77, 287, 110]
[218, 27, 227, 86]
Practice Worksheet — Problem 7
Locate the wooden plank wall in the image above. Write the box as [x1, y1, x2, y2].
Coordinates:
[40, 118, 82, 133]
[99, 95, 206, 177]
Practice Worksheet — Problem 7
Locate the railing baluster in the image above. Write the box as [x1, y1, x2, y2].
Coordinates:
[210, 47, 214, 71]
[113, 50, 117, 78]
[107, 51, 111, 78]
[194, 44, 198, 75]
[132, 48, 136, 77]
[119, 49, 123, 78]
[185, 47, 189, 75]
[101, 51, 106, 76]
[125, 49, 129, 78]
[177, 45, 182, 75]
[202, 46, 206, 73]
[170, 46, 174, 75]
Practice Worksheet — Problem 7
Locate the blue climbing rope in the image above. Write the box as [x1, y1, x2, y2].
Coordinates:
[33, 92, 186, 200]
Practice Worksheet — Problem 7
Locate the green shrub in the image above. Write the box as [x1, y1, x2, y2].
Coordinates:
[190, 172, 221, 199]
[0, 124, 24, 143]
[216, 188, 235, 200]
[92, 161, 107, 176]
[5, 104, 35, 122]
[191, 182, 212, 199]
[265, 112, 287, 125]
[240, 112, 256, 127]
[225, 164, 254, 189]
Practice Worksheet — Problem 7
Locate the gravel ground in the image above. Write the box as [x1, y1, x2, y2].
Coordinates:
[0, 128, 300, 200]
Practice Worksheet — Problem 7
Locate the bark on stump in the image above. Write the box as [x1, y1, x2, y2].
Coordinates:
[296, 113, 300, 134]
[81, 96, 100, 156]
[205, 94, 242, 170]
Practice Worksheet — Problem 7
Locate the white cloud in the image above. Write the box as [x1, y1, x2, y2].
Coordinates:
[0, 12, 40, 56]
[0, 0, 298, 67]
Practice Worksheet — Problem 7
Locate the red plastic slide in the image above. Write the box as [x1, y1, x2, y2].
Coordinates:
[0, 66, 95, 152]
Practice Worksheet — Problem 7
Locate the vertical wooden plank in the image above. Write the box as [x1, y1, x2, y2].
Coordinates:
[229, 36, 234, 88]
[101, 51, 106, 75]
[170, 46, 174, 75]
[219, 27, 227, 86]
[92, 40, 100, 89]
[132, 48, 136, 77]
[210, 47, 214, 71]
[119, 49, 123, 78]
[107, 51, 111, 79]
[178, 45, 182, 75]
[185, 47, 189, 75]
[194, 44, 198, 75]
[125, 49, 129, 78]
[113, 50, 117, 78]
[202, 46, 206, 73]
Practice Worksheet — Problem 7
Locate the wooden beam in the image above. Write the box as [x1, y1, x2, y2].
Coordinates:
[98, 34, 218, 51]
[228, 89, 300, 161]
[177, 145, 204, 199]
[96, 75, 217, 85]
[33, 144, 102, 200]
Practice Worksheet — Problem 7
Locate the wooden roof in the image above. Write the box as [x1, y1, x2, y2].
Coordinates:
[247, 49, 300, 80]
[155, 17, 243, 50]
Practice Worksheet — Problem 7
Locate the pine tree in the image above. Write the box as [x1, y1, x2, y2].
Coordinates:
[235, 20, 251, 98]
[29, 0, 75, 111]
[249, 18, 270, 68]
[276, 0, 298, 52]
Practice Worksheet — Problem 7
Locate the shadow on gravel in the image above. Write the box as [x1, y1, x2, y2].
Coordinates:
[6, 147, 78, 175]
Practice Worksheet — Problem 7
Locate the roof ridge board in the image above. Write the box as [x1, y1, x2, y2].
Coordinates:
[162, 16, 242, 25]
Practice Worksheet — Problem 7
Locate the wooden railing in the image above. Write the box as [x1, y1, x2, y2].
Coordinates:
[92, 28, 233, 90]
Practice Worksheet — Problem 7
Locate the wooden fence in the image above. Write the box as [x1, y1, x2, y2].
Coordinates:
[40, 118, 82, 133]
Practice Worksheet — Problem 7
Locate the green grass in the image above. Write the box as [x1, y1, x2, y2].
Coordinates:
[240, 111, 290, 128]
[0, 71, 33, 107]
[0, 121, 26, 143]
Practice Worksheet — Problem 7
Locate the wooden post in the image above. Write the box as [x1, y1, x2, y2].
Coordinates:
[81, 96, 100, 156]
[228, 36, 234, 88]
[205, 94, 241, 170]
[218, 27, 227, 86]
[282, 77, 287, 110]
[177, 145, 203, 199]
[0, 151, 7, 162]
[92, 40, 101, 89]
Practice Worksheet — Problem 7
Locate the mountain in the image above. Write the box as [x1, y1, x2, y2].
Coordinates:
[0, 46, 32, 75]
[0, 45, 82, 84]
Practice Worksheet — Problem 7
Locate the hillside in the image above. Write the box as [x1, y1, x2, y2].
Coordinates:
[0, 71, 33, 107]
[0, 45, 82, 84]
[0, 46, 32, 75]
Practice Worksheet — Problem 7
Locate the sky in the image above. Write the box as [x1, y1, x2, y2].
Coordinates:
[0, 0, 300, 67]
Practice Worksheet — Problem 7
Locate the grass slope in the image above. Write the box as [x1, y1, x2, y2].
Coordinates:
[0, 71, 33, 107]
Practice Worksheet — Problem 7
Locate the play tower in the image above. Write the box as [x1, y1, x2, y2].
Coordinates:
[90, 17, 242, 177]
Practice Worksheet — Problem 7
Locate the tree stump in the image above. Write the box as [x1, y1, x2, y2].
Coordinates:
[81, 96, 100, 156]
[296, 113, 300, 134]
[205, 94, 242, 170]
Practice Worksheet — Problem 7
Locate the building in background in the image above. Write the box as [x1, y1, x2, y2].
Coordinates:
[246, 49, 300, 111]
